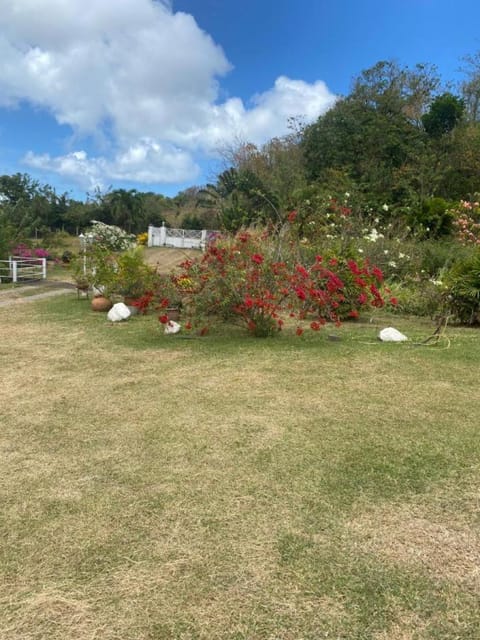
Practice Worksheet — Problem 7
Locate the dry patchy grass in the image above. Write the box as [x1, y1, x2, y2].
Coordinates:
[1, 298, 479, 639]
[143, 247, 199, 272]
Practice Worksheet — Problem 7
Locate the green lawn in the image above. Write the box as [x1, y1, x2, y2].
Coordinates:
[1, 295, 479, 639]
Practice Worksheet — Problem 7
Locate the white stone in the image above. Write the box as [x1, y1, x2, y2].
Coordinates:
[107, 302, 131, 322]
[379, 327, 408, 342]
[164, 320, 181, 334]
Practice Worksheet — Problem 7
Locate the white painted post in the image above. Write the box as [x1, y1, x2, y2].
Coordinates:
[79, 233, 87, 275]
[160, 222, 167, 246]
[201, 229, 207, 250]
[148, 225, 153, 247]
[12, 261, 17, 283]
[41, 257, 47, 279]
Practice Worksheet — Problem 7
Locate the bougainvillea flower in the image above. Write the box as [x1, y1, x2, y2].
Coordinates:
[296, 326, 304, 336]
[294, 287, 307, 300]
[347, 259, 362, 275]
[287, 210, 298, 222]
[159, 314, 168, 324]
[310, 321, 321, 331]
[251, 253, 264, 264]
[295, 264, 309, 278]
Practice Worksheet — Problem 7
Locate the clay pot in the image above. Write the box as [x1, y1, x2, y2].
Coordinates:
[91, 295, 113, 312]
[166, 307, 181, 321]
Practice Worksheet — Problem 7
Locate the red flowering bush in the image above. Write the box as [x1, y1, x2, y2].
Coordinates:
[160, 230, 391, 337]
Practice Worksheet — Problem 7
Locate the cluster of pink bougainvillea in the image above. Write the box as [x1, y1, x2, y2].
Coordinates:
[12, 244, 50, 260]
[452, 201, 480, 246]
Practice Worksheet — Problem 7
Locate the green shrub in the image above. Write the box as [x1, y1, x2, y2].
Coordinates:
[444, 249, 480, 324]
[417, 239, 472, 277]
[386, 279, 446, 318]
[409, 197, 454, 239]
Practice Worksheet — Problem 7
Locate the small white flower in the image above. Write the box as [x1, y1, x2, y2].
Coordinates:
[364, 228, 384, 242]
[382, 204, 389, 211]
[384, 250, 389, 254]
[345, 192, 350, 198]
[358, 248, 364, 253]
[388, 261, 397, 268]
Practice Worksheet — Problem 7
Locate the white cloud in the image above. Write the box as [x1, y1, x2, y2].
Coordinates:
[24, 139, 199, 190]
[1, 0, 336, 188]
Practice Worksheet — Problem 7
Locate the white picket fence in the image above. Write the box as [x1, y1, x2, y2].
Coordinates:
[148, 224, 213, 250]
[0, 257, 47, 283]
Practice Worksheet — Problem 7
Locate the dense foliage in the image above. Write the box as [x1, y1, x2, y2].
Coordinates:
[4, 52, 480, 326]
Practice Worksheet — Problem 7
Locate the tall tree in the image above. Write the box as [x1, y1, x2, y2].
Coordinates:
[302, 61, 440, 209]
[422, 93, 465, 137]
[103, 189, 145, 233]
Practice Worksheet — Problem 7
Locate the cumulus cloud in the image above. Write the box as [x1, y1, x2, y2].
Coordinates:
[0, 0, 336, 189]
[24, 139, 200, 191]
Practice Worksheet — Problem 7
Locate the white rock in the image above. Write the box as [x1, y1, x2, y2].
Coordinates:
[164, 320, 181, 334]
[379, 327, 408, 342]
[107, 302, 131, 322]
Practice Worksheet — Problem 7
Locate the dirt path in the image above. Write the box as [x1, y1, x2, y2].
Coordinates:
[0, 281, 76, 307]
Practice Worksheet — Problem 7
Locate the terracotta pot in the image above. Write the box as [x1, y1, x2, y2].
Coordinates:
[91, 295, 112, 312]
[166, 307, 181, 321]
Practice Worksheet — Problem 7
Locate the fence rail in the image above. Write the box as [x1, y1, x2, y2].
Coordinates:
[0, 257, 47, 283]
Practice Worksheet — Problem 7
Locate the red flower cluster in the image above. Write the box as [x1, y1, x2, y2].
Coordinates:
[131, 291, 154, 314]
[165, 230, 389, 337]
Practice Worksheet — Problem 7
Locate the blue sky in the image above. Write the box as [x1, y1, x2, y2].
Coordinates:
[0, 0, 479, 201]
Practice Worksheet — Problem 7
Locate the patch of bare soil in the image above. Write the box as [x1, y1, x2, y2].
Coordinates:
[347, 503, 480, 589]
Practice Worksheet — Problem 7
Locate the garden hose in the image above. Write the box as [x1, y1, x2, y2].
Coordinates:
[412, 314, 451, 349]
[352, 314, 451, 349]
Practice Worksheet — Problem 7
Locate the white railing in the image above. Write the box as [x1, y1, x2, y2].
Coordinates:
[0, 257, 47, 283]
[148, 224, 215, 250]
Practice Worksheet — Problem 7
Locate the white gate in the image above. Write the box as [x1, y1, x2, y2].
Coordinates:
[148, 224, 212, 250]
[0, 257, 47, 283]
